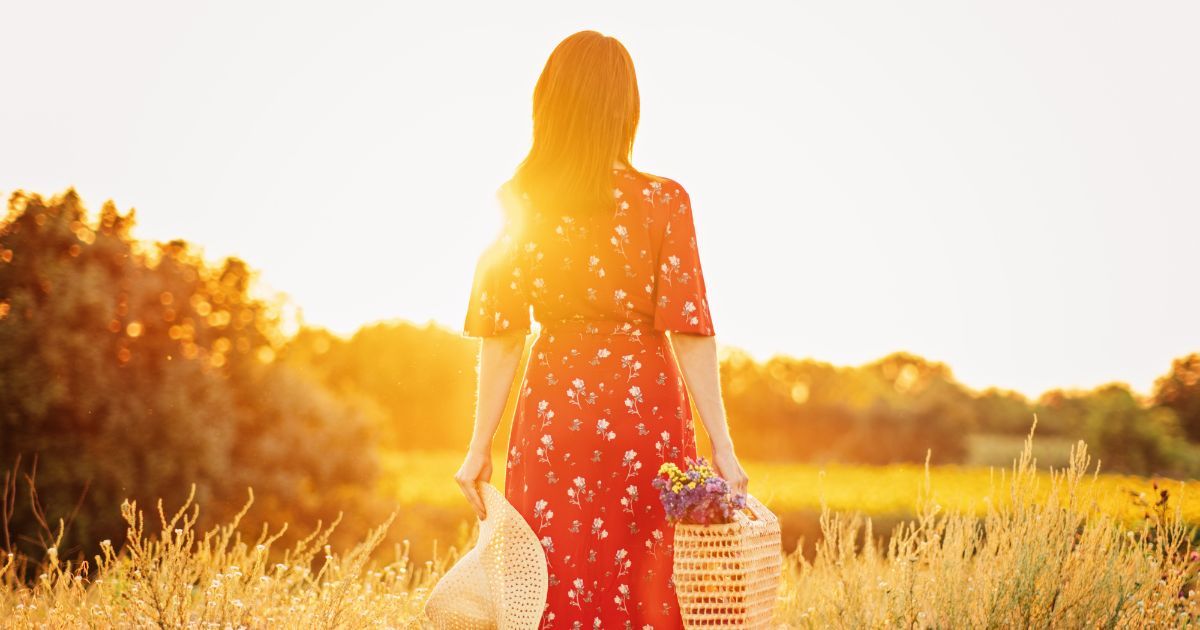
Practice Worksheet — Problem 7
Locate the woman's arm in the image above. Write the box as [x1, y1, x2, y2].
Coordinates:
[667, 332, 749, 496]
[455, 333, 526, 519]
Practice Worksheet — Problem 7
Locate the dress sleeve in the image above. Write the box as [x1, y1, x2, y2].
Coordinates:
[462, 199, 532, 338]
[652, 182, 716, 336]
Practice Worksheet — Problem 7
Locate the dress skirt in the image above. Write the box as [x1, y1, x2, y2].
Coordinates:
[503, 319, 700, 630]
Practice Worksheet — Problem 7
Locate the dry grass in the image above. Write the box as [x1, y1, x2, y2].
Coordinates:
[1, 487, 444, 628]
[778, 428, 1200, 628]
[3, 428, 1199, 628]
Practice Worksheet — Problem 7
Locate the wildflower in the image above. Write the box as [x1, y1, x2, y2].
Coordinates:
[652, 455, 745, 524]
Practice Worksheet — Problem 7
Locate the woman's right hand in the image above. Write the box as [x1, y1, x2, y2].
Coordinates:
[454, 447, 493, 520]
[712, 446, 749, 498]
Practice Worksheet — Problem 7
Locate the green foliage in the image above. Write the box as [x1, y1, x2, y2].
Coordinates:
[972, 388, 1042, 434]
[1079, 385, 1193, 475]
[1155, 353, 1200, 441]
[0, 190, 378, 564]
[281, 322, 481, 452]
[1036, 385, 1200, 477]
[281, 318, 1200, 475]
[716, 351, 973, 465]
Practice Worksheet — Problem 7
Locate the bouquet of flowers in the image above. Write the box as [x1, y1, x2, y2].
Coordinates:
[652, 456, 747, 525]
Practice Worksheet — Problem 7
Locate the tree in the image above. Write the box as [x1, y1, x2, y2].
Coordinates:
[1153, 353, 1200, 441]
[280, 321, 483, 453]
[1037, 384, 1199, 477]
[0, 189, 378, 562]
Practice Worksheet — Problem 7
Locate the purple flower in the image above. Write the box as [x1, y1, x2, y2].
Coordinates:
[652, 456, 746, 524]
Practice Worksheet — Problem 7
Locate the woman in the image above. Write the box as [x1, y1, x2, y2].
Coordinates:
[455, 30, 748, 629]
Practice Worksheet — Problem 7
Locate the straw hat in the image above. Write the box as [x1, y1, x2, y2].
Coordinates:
[423, 482, 548, 629]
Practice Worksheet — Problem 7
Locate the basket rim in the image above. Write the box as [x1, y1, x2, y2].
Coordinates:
[672, 494, 779, 532]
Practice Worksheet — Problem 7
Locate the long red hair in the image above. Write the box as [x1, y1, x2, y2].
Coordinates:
[502, 31, 644, 233]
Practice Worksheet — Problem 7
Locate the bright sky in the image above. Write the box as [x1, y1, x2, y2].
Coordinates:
[2, 1, 1197, 399]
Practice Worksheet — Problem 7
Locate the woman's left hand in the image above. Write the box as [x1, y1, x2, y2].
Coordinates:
[454, 447, 493, 520]
[712, 446, 749, 498]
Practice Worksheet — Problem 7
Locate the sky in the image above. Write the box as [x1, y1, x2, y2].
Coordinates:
[2, 1, 1197, 399]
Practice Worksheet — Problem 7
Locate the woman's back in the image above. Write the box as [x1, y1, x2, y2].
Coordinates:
[464, 167, 715, 338]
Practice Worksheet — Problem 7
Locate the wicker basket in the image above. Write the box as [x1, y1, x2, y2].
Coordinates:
[671, 493, 781, 628]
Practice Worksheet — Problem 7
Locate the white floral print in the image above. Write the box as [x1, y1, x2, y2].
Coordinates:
[463, 169, 715, 629]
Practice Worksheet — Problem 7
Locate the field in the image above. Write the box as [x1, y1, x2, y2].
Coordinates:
[379, 440, 1200, 558]
[4, 435, 1200, 627]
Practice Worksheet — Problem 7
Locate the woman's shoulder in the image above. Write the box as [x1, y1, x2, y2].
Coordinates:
[496, 178, 527, 204]
[630, 168, 674, 185]
[628, 169, 687, 203]
[495, 179, 532, 223]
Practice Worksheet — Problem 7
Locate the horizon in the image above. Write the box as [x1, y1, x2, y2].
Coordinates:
[2, 1, 1197, 400]
[3, 182, 1168, 403]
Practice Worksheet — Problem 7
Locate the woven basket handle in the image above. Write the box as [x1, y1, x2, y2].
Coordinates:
[732, 493, 768, 524]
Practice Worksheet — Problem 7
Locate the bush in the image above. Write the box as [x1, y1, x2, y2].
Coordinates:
[0, 190, 378, 565]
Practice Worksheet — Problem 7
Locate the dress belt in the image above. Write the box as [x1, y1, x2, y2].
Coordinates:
[538, 318, 661, 336]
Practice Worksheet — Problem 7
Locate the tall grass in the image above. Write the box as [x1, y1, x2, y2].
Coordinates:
[1, 486, 445, 627]
[779, 428, 1200, 627]
[3, 427, 1198, 628]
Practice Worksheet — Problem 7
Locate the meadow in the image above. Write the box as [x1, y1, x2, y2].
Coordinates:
[379, 436, 1200, 559]
[9, 191, 1200, 627]
[4, 432, 1199, 628]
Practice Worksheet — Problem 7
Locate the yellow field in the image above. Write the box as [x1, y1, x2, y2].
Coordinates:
[8, 437, 1200, 627]
[380, 446, 1200, 527]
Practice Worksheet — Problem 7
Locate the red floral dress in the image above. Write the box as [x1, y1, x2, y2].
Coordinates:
[463, 167, 715, 630]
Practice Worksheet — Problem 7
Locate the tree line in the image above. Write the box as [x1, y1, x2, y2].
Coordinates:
[3, 189, 1198, 564]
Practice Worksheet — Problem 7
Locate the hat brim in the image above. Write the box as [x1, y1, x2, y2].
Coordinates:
[423, 482, 548, 629]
